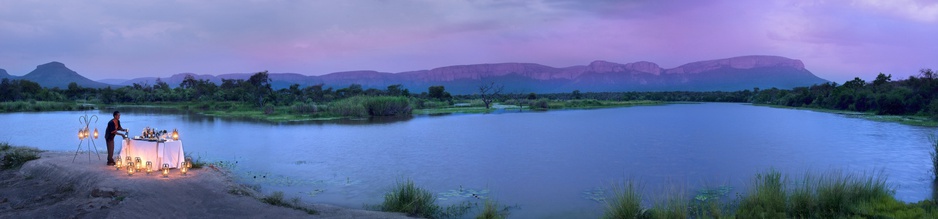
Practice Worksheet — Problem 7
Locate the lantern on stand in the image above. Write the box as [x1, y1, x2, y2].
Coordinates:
[127, 161, 136, 176]
[115, 157, 123, 170]
[172, 129, 179, 141]
[78, 128, 84, 139]
[145, 161, 153, 175]
[162, 164, 170, 178]
[93, 128, 99, 139]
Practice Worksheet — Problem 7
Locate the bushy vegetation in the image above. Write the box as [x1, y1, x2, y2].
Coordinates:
[0, 142, 42, 170]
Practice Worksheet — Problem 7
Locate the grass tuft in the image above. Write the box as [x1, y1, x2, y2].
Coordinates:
[378, 179, 441, 218]
[603, 179, 644, 219]
[475, 199, 509, 219]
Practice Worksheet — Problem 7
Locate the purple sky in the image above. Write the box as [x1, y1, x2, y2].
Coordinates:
[1, 0, 936, 83]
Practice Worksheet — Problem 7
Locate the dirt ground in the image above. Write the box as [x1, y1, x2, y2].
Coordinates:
[0, 151, 412, 219]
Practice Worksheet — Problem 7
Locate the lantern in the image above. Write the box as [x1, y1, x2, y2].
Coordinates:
[145, 161, 153, 175]
[180, 162, 188, 175]
[185, 157, 193, 169]
[127, 162, 135, 176]
[78, 129, 84, 139]
[172, 129, 179, 141]
[115, 157, 122, 170]
[93, 128, 99, 139]
[162, 164, 170, 178]
[135, 157, 142, 170]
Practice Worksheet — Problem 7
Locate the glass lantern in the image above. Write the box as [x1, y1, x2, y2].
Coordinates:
[127, 162, 135, 176]
[162, 163, 170, 178]
[115, 157, 122, 170]
[145, 161, 153, 175]
[135, 157, 142, 170]
[93, 128, 99, 139]
[172, 129, 179, 141]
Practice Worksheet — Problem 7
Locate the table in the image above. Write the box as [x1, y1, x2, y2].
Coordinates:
[118, 139, 185, 169]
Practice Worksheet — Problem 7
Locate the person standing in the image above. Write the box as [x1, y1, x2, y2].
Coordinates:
[105, 111, 126, 166]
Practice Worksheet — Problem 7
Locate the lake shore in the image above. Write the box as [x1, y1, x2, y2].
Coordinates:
[753, 104, 938, 127]
[0, 151, 411, 219]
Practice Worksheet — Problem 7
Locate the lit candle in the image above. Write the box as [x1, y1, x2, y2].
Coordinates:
[93, 128, 99, 139]
[172, 129, 179, 141]
[78, 129, 83, 139]
[162, 164, 170, 178]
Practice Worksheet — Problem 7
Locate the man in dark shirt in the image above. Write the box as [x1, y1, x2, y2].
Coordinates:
[105, 111, 126, 166]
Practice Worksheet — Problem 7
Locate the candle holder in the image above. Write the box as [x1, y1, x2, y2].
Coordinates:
[127, 162, 136, 176]
[172, 129, 179, 141]
[135, 157, 143, 170]
[115, 157, 122, 170]
[180, 162, 188, 176]
[162, 163, 170, 178]
[145, 161, 153, 175]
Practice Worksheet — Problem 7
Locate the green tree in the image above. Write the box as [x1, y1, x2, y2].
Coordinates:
[428, 86, 446, 100]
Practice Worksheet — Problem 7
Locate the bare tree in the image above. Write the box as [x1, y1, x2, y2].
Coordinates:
[478, 81, 503, 109]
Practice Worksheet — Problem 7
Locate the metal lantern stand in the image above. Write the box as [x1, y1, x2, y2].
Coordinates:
[72, 113, 101, 162]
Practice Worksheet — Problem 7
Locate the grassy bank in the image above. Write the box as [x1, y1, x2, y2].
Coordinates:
[604, 170, 938, 218]
[0, 101, 94, 113]
[755, 104, 938, 127]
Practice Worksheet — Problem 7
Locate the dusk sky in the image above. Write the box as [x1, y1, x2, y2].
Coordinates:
[1, 0, 936, 83]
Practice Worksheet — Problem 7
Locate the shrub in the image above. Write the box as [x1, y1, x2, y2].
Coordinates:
[378, 179, 440, 218]
[603, 180, 644, 219]
[291, 102, 318, 115]
[529, 99, 549, 110]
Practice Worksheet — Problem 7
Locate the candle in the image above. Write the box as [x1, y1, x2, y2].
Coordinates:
[162, 164, 170, 178]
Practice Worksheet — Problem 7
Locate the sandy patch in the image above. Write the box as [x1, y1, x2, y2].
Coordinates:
[0, 151, 411, 219]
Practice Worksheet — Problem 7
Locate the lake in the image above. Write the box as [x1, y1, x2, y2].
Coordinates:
[1, 103, 935, 218]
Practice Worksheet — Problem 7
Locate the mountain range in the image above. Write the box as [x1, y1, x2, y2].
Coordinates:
[1, 55, 828, 94]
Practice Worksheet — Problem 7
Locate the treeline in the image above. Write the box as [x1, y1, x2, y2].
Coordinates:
[1, 69, 936, 119]
[751, 69, 938, 118]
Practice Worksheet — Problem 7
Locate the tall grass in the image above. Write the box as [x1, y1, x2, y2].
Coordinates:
[378, 179, 440, 218]
[327, 96, 412, 118]
[648, 190, 689, 219]
[603, 180, 644, 219]
[736, 170, 787, 218]
[734, 170, 893, 218]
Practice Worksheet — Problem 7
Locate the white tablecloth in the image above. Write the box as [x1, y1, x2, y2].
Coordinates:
[119, 139, 185, 169]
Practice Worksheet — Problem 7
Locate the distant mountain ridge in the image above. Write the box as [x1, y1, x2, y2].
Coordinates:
[6, 55, 828, 93]
[0, 62, 109, 88]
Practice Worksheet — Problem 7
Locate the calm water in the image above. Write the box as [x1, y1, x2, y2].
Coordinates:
[1, 103, 935, 218]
